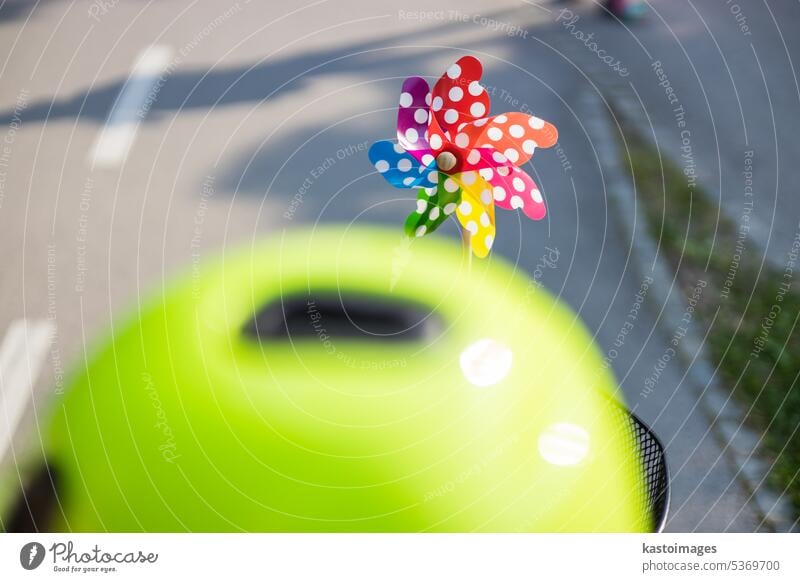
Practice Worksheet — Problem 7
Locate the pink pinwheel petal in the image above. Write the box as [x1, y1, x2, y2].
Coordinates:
[480, 165, 546, 221]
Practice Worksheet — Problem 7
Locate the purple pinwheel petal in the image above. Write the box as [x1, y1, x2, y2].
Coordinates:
[397, 76, 433, 163]
[369, 140, 438, 189]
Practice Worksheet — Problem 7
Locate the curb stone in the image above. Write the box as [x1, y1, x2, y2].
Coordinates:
[579, 87, 796, 532]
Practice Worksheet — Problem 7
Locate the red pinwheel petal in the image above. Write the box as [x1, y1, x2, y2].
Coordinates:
[457, 112, 558, 166]
[430, 56, 491, 139]
[427, 111, 447, 152]
[426, 130, 497, 175]
[428, 115, 498, 174]
[479, 165, 546, 221]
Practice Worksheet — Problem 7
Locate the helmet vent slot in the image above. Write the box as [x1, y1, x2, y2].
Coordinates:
[243, 293, 440, 342]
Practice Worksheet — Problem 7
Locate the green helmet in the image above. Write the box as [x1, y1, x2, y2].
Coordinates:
[11, 227, 662, 532]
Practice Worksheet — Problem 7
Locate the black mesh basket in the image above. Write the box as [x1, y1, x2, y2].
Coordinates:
[613, 408, 670, 532]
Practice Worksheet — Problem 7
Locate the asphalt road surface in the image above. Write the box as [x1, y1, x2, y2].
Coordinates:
[571, 0, 800, 268]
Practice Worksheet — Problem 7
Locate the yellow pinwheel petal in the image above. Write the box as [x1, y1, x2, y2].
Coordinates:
[452, 171, 495, 258]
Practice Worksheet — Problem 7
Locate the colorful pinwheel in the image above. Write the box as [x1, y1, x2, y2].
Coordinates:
[368, 55, 558, 257]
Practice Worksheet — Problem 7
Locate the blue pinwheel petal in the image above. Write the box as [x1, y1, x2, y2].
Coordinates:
[369, 140, 438, 189]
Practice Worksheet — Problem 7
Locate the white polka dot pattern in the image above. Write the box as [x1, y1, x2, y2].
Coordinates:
[428, 56, 491, 151]
[404, 179, 462, 239]
[396, 76, 433, 164]
[482, 165, 546, 220]
[453, 172, 496, 258]
[373, 55, 560, 257]
[457, 112, 559, 167]
[368, 140, 438, 190]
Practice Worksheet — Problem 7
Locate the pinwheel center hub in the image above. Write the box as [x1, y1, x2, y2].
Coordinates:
[435, 151, 458, 173]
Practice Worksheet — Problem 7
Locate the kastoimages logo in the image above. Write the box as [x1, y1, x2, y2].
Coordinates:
[20, 542, 46, 570]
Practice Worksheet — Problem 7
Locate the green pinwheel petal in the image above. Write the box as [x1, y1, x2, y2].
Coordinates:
[405, 183, 462, 238]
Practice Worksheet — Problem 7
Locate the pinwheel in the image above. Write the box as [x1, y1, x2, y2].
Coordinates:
[368, 55, 558, 257]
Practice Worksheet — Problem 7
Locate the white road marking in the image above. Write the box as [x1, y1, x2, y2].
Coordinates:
[0, 319, 55, 460]
[89, 44, 174, 167]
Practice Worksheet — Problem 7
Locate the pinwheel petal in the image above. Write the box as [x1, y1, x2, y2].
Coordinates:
[397, 76, 432, 161]
[458, 146, 509, 172]
[404, 180, 461, 238]
[427, 110, 448, 153]
[431, 55, 491, 138]
[453, 171, 495, 257]
[369, 140, 438, 189]
[480, 165, 546, 221]
[457, 112, 559, 166]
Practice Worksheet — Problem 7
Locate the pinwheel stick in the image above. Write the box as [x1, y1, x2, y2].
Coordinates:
[461, 226, 472, 265]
